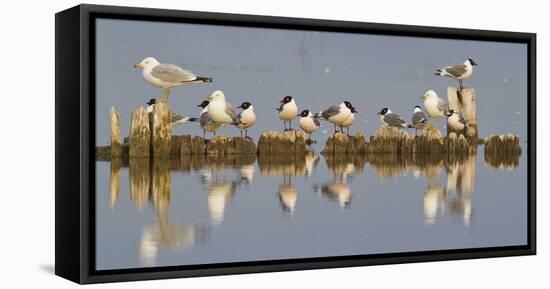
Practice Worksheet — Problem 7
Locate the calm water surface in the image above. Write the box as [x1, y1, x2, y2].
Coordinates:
[95, 146, 526, 270]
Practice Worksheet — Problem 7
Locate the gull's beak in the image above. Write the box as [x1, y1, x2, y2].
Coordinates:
[297, 114, 301, 117]
[420, 95, 426, 100]
[197, 104, 203, 107]
[352, 107, 358, 113]
[134, 63, 143, 68]
[237, 105, 243, 109]
[207, 95, 214, 101]
[376, 112, 382, 115]
[279, 100, 284, 104]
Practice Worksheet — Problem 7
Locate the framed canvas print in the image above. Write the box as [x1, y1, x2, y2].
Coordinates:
[55, 4, 536, 284]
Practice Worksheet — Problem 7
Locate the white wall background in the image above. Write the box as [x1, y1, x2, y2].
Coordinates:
[0, 0, 545, 287]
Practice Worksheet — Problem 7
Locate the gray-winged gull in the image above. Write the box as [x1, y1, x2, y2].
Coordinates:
[134, 57, 212, 102]
[298, 109, 321, 140]
[197, 100, 221, 138]
[206, 90, 239, 136]
[446, 109, 467, 133]
[236, 102, 256, 138]
[411, 105, 428, 135]
[318, 101, 357, 134]
[377, 108, 411, 129]
[276, 95, 299, 131]
[435, 58, 477, 89]
[421, 90, 448, 119]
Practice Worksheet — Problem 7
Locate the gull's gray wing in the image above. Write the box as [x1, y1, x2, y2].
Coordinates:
[437, 98, 448, 111]
[313, 117, 321, 127]
[321, 105, 340, 120]
[171, 113, 185, 123]
[151, 64, 197, 83]
[200, 111, 212, 127]
[412, 111, 428, 126]
[225, 102, 239, 123]
[444, 63, 467, 78]
[385, 113, 407, 127]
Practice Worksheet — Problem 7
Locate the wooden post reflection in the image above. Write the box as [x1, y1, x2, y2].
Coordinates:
[129, 158, 151, 210]
[109, 157, 121, 208]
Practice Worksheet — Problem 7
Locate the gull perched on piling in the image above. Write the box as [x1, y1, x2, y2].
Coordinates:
[298, 109, 321, 140]
[276, 95, 299, 131]
[134, 57, 212, 102]
[377, 108, 412, 129]
[197, 100, 220, 138]
[236, 102, 256, 138]
[411, 105, 428, 135]
[144, 98, 198, 126]
[446, 109, 467, 134]
[206, 90, 240, 136]
[339, 105, 358, 136]
[318, 101, 357, 134]
[435, 58, 477, 89]
[421, 90, 448, 120]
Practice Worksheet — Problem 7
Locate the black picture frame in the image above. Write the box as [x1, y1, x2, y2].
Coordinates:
[55, 4, 536, 284]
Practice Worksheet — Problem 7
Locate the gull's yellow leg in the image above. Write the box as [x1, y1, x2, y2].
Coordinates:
[160, 89, 167, 102]
[165, 89, 171, 102]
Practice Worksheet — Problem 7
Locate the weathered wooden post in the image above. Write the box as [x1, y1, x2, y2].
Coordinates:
[110, 106, 122, 157]
[151, 102, 172, 158]
[447, 87, 478, 139]
[129, 107, 150, 157]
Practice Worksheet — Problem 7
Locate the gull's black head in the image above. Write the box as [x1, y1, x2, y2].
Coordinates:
[146, 98, 156, 105]
[467, 58, 478, 66]
[238, 101, 252, 109]
[299, 109, 310, 117]
[414, 105, 422, 110]
[377, 108, 389, 116]
[198, 100, 210, 108]
[446, 109, 455, 117]
[344, 101, 358, 113]
[280, 95, 293, 104]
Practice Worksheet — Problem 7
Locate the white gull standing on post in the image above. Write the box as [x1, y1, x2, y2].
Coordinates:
[206, 90, 239, 136]
[421, 90, 448, 120]
[435, 58, 478, 89]
[134, 57, 212, 102]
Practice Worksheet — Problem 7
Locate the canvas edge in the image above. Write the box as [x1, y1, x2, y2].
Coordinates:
[53, 3, 536, 284]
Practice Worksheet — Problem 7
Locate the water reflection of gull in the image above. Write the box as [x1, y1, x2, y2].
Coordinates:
[313, 182, 351, 208]
[278, 183, 297, 214]
[239, 164, 256, 185]
[314, 156, 355, 208]
[304, 153, 319, 177]
[208, 181, 237, 225]
[139, 223, 206, 266]
[423, 154, 477, 226]
[423, 184, 444, 225]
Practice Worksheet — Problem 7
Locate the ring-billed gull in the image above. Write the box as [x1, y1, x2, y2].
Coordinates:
[298, 109, 321, 141]
[435, 58, 478, 89]
[206, 90, 239, 136]
[134, 57, 212, 102]
[377, 108, 411, 129]
[411, 105, 428, 135]
[236, 102, 256, 138]
[276, 95, 298, 131]
[421, 90, 448, 119]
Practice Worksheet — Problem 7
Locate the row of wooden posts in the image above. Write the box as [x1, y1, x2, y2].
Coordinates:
[104, 87, 519, 159]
